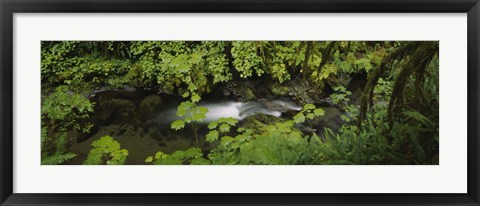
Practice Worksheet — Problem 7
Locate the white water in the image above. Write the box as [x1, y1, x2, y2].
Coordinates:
[153, 99, 301, 124]
[202, 102, 245, 121]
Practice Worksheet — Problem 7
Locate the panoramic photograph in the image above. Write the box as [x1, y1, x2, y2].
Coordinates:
[40, 41, 439, 165]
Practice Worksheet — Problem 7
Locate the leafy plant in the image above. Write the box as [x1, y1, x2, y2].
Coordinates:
[205, 117, 238, 142]
[145, 147, 209, 165]
[83, 135, 129, 165]
[42, 85, 94, 133]
[41, 127, 77, 165]
[40, 41, 439, 165]
[329, 86, 352, 105]
[170, 101, 209, 143]
[207, 120, 324, 165]
[373, 78, 394, 101]
[293, 104, 325, 124]
[231, 41, 265, 78]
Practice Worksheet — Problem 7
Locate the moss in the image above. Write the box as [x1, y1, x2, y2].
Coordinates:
[243, 87, 256, 101]
[270, 83, 289, 96]
[239, 113, 284, 133]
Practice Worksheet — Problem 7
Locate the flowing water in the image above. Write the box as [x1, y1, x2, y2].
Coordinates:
[151, 98, 302, 125]
[66, 91, 343, 165]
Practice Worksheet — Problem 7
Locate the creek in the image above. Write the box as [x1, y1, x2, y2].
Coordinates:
[65, 89, 345, 165]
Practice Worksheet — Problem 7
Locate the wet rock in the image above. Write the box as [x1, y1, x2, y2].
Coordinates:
[295, 124, 317, 133]
[309, 106, 345, 134]
[270, 83, 289, 96]
[222, 81, 257, 101]
[285, 78, 324, 105]
[239, 113, 284, 132]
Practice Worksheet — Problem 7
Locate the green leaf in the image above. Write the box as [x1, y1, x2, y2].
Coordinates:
[303, 104, 316, 110]
[83, 135, 128, 165]
[187, 84, 197, 91]
[221, 117, 238, 126]
[145, 156, 153, 163]
[293, 112, 306, 123]
[177, 101, 194, 116]
[403, 110, 432, 126]
[197, 106, 209, 114]
[219, 124, 231, 133]
[220, 136, 234, 146]
[189, 53, 203, 64]
[155, 151, 168, 159]
[206, 130, 219, 142]
[306, 113, 315, 119]
[208, 122, 218, 129]
[191, 93, 201, 103]
[171, 120, 185, 130]
[192, 113, 206, 121]
[313, 108, 325, 116]
[175, 63, 190, 73]
[42, 153, 77, 165]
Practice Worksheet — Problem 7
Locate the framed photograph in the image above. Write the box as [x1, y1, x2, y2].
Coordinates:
[1, 0, 479, 205]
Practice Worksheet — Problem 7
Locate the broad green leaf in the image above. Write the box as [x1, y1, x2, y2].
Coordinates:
[306, 113, 315, 119]
[145, 156, 153, 163]
[303, 104, 316, 110]
[206, 130, 219, 142]
[219, 124, 231, 133]
[313, 108, 325, 116]
[191, 94, 201, 103]
[208, 122, 218, 129]
[293, 112, 306, 124]
[171, 120, 185, 130]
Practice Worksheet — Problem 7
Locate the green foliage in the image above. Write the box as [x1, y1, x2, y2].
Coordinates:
[41, 41, 80, 81]
[270, 84, 289, 96]
[207, 120, 323, 165]
[170, 101, 209, 142]
[41, 41, 439, 165]
[373, 78, 394, 101]
[205, 117, 238, 142]
[41, 127, 77, 165]
[341, 104, 360, 123]
[205, 100, 437, 165]
[41, 87, 90, 165]
[171, 120, 185, 130]
[42, 153, 77, 165]
[319, 107, 394, 164]
[41, 41, 400, 100]
[83, 135, 129, 165]
[330, 86, 352, 105]
[231, 41, 265, 78]
[41, 86, 94, 133]
[42, 42, 133, 89]
[293, 104, 325, 124]
[403, 110, 433, 126]
[145, 147, 209, 165]
[174, 101, 209, 123]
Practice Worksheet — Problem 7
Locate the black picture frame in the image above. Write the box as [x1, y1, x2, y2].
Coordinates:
[1, 0, 479, 205]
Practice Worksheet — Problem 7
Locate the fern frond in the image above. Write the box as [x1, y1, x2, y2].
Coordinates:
[42, 153, 77, 165]
[403, 110, 432, 126]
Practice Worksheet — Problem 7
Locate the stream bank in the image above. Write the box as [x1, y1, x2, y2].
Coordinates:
[65, 76, 364, 165]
